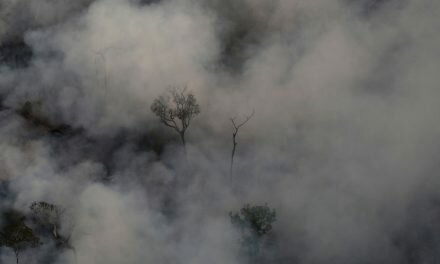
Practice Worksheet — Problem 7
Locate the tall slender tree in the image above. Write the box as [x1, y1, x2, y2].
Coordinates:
[229, 110, 254, 185]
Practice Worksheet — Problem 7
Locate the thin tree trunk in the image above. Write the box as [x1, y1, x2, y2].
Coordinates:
[53, 223, 58, 238]
[180, 132, 187, 155]
[230, 133, 237, 186]
[230, 142, 237, 185]
[15, 250, 19, 264]
[229, 111, 253, 187]
[71, 247, 78, 264]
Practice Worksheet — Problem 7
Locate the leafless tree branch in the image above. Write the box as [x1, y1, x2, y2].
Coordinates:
[230, 110, 255, 186]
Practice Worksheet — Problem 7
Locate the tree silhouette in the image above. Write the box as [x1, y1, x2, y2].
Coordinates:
[229, 110, 254, 185]
[230, 204, 276, 264]
[0, 210, 40, 264]
[151, 87, 200, 152]
[30, 201, 77, 263]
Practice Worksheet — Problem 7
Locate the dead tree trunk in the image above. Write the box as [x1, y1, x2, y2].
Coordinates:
[230, 131, 238, 183]
[14, 249, 19, 264]
[180, 131, 187, 155]
[229, 110, 254, 187]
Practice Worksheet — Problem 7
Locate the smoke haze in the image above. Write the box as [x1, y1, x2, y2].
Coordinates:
[1, 0, 440, 263]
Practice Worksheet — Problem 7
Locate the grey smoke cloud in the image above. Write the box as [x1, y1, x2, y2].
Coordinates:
[1, 0, 440, 263]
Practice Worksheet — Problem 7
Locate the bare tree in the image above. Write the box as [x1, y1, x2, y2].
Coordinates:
[151, 87, 200, 152]
[94, 51, 108, 92]
[230, 110, 254, 185]
[93, 45, 134, 92]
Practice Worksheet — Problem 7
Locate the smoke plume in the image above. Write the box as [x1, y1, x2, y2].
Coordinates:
[1, 0, 440, 263]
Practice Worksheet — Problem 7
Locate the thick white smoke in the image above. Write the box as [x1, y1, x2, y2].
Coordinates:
[1, 0, 440, 263]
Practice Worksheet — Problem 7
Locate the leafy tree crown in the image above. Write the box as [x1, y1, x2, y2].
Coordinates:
[230, 204, 277, 237]
[0, 210, 40, 253]
[150, 87, 200, 133]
